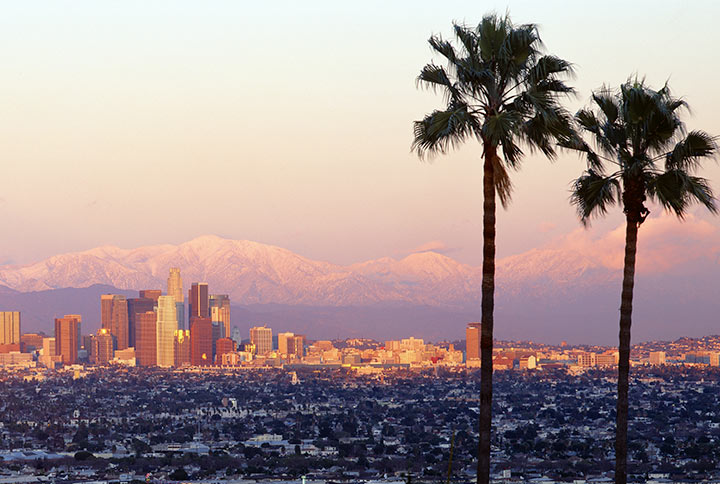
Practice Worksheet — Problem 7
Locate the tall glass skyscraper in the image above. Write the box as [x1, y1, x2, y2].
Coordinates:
[156, 296, 178, 367]
[210, 294, 231, 338]
[167, 267, 185, 330]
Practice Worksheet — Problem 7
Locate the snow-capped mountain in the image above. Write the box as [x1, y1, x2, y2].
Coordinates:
[0, 234, 618, 308]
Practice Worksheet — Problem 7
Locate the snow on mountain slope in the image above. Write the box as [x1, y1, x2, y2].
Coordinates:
[0, 235, 626, 307]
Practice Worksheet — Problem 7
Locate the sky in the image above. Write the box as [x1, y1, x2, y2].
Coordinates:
[0, 0, 719, 267]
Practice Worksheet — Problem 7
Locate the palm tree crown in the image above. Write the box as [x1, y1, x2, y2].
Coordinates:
[564, 79, 716, 484]
[566, 79, 717, 223]
[413, 14, 575, 203]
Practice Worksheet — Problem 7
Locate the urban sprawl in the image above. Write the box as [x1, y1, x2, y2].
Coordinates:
[2, 269, 720, 484]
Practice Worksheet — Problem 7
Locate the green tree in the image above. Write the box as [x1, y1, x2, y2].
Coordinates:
[563, 79, 717, 484]
[412, 14, 574, 484]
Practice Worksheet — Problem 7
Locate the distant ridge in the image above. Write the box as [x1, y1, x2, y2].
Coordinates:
[0, 235, 618, 308]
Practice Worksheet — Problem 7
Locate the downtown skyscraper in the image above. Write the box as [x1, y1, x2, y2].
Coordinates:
[136, 311, 158, 366]
[167, 267, 185, 330]
[156, 296, 177, 367]
[55, 315, 81, 365]
[188, 282, 209, 320]
[190, 316, 212, 366]
[101, 295, 130, 350]
[210, 294, 231, 339]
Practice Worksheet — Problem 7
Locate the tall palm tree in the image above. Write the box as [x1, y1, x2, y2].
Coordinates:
[412, 14, 574, 484]
[563, 79, 717, 484]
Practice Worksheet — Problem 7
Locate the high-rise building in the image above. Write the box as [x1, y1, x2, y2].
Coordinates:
[112, 296, 129, 350]
[278, 332, 295, 355]
[466, 322, 481, 361]
[139, 289, 161, 302]
[250, 326, 272, 355]
[127, 296, 155, 348]
[136, 311, 158, 366]
[156, 296, 177, 367]
[188, 283, 209, 320]
[190, 316, 212, 366]
[174, 330, 191, 367]
[101, 295, 114, 331]
[93, 329, 114, 365]
[215, 337, 235, 365]
[55, 315, 81, 365]
[209, 294, 231, 339]
[211, 322, 222, 361]
[0, 312, 21, 345]
[291, 334, 305, 358]
[167, 268, 185, 330]
[101, 295, 129, 350]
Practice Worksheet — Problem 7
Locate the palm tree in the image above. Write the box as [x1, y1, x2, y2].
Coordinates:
[563, 79, 717, 484]
[412, 14, 574, 484]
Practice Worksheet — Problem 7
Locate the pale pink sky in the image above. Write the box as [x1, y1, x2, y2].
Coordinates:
[0, 0, 718, 266]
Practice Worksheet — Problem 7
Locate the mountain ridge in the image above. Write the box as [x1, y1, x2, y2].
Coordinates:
[0, 234, 612, 308]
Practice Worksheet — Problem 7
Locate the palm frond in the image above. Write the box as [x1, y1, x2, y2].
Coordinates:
[412, 104, 479, 158]
[528, 55, 574, 85]
[428, 35, 458, 65]
[666, 130, 718, 171]
[649, 170, 717, 216]
[570, 170, 620, 224]
[492, 154, 513, 208]
[417, 64, 461, 102]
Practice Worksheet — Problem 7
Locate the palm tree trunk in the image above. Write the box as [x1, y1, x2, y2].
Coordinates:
[615, 216, 639, 484]
[477, 142, 496, 484]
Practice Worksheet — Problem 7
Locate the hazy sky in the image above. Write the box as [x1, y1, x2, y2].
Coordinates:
[1, 0, 718, 266]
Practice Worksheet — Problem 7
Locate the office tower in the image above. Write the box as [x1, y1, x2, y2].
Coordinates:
[209, 294, 231, 339]
[466, 322, 481, 360]
[55, 315, 81, 365]
[278, 332, 295, 355]
[156, 296, 177, 367]
[167, 267, 185, 329]
[112, 296, 129, 350]
[0, 312, 21, 345]
[101, 295, 129, 350]
[93, 329, 114, 365]
[211, 322, 222, 360]
[291, 334, 305, 358]
[190, 316, 212, 366]
[250, 326, 272, 355]
[101, 295, 114, 331]
[215, 337, 235, 365]
[127, 296, 155, 348]
[139, 289, 161, 302]
[174, 330, 191, 367]
[188, 283, 209, 320]
[136, 311, 158, 366]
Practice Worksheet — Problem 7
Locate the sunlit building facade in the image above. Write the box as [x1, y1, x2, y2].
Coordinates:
[250, 325, 272, 355]
[190, 316, 212, 366]
[136, 310, 158, 366]
[55, 315, 81, 365]
[156, 296, 177, 367]
[167, 267, 185, 330]
[0, 311, 20, 345]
